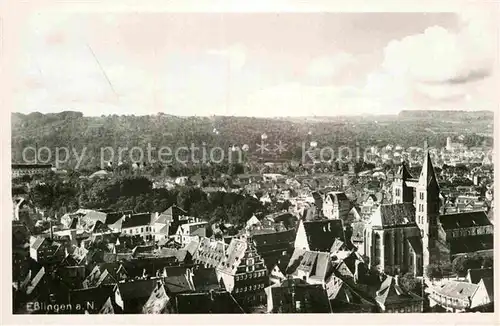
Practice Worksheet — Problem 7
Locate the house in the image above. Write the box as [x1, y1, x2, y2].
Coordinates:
[192, 237, 227, 269]
[294, 219, 346, 252]
[265, 278, 332, 313]
[287, 250, 333, 285]
[326, 274, 378, 313]
[120, 213, 154, 242]
[29, 236, 65, 266]
[83, 263, 128, 288]
[350, 221, 367, 255]
[466, 268, 493, 284]
[141, 280, 172, 314]
[373, 275, 423, 313]
[249, 228, 296, 272]
[322, 192, 350, 220]
[114, 279, 157, 313]
[68, 284, 116, 314]
[429, 279, 493, 312]
[175, 221, 208, 246]
[361, 194, 379, 216]
[216, 238, 268, 310]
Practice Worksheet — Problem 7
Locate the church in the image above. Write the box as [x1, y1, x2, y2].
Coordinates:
[364, 152, 494, 277]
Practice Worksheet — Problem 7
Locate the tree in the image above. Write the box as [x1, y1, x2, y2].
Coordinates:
[426, 264, 443, 280]
[399, 272, 418, 293]
[452, 255, 483, 277]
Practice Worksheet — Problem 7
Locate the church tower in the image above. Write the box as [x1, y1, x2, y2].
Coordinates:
[392, 161, 414, 204]
[415, 151, 441, 274]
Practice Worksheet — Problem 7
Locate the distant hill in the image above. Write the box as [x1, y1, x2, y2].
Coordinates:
[398, 110, 494, 121]
[11, 111, 493, 169]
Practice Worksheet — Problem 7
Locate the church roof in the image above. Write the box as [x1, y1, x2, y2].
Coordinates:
[439, 211, 492, 230]
[376, 203, 416, 228]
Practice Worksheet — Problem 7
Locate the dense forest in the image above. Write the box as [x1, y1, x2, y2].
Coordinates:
[20, 173, 269, 227]
[11, 110, 493, 170]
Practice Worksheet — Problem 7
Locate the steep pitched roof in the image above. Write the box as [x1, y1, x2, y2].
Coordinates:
[217, 239, 247, 274]
[174, 291, 244, 314]
[117, 279, 156, 301]
[69, 285, 115, 313]
[122, 213, 152, 229]
[31, 237, 46, 250]
[375, 276, 422, 308]
[418, 151, 440, 192]
[479, 277, 494, 301]
[162, 275, 195, 294]
[449, 234, 493, 255]
[302, 219, 345, 252]
[192, 267, 219, 292]
[26, 266, 45, 295]
[439, 211, 492, 230]
[396, 161, 413, 180]
[467, 268, 493, 284]
[434, 281, 478, 300]
[105, 211, 131, 225]
[375, 203, 416, 228]
[142, 281, 171, 314]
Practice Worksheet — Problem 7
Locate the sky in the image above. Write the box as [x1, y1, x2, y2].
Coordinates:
[12, 9, 499, 117]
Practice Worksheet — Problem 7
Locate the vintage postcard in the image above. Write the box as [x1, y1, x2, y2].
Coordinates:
[1, 0, 498, 324]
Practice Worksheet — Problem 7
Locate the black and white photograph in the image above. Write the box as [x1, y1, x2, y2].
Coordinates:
[4, 0, 498, 320]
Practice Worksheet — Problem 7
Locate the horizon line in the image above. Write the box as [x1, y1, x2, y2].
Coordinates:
[11, 108, 494, 119]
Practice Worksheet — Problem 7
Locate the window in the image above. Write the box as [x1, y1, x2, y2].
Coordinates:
[141, 227, 144, 233]
[420, 192, 424, 200]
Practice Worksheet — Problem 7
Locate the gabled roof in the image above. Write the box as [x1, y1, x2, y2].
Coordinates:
[26, 266, 45, 295]
[117, 279, 156, 300]
[105, 211, 132, 225]
[217, 239, 247, 274]
[251, 228, 296, 247]
[375, 276, 422, 307]
[192, 267, 219, 292]
[467, 268, 493, 284]
[449, 234, 493, 255]
[174, 290, 244, 314]
[156, 205, 188, 224]
[439, 211, 492, 230]
[162, 275, 195, 294]
[434, 281, 478, 300]
[99, 296, 122, 314]
[122, 213, 152, 229]
[302, 219, 345, 252]
[31, 236, 46, 250]
[185, 240, 200, 256]
[142, 281, 170, 314]
[69, 285, 115, 312]
[479, 277, 494, 301]
[296, 251, 332, 282]
[396, 161, 413, 180]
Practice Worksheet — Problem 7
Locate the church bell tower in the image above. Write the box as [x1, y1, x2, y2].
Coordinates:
[415, 151, 441, 275]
